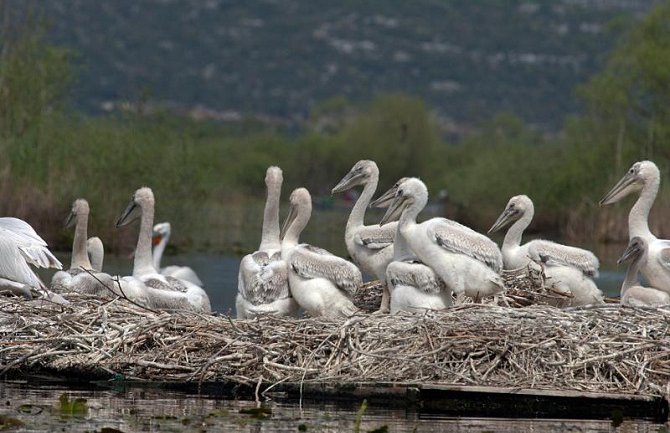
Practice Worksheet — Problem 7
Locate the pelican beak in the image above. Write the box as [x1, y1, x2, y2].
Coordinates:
[64, 211, 76, 228]
[600, 172, 638, 206]
[280, 203, 298, 239]
[488, 207, 518, 234]
[370, 186, 397, 208]
[152, 234, 162, 246]
[379, 194, 407, 226]
[331, 170, 364, 194]
[617, 242, 641, 265]
[116, 200, 138, 228]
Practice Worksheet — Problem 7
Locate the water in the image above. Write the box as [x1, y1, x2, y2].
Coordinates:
[0, 381, 664, 433]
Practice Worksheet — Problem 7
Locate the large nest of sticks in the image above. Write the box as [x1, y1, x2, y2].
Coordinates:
[1, 292, 669, 399]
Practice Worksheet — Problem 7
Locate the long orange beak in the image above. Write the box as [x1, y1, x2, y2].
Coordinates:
[152, 235, 162, 246]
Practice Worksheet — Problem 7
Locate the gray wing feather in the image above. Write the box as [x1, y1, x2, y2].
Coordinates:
[238, 253, 290, 305]
[0, 218, 62, 269]
[0, 235, 44, 289]
[430, 218, 503, 272]
[387, 260, 445, 294]
[290, 244, 362, 296]
[355, 222, 397, 250]
[527, 240, 599, 277]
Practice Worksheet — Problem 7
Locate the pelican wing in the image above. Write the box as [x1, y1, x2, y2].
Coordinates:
[429, 218, 503, 272]
[527, 240, 600, 277]
[290, 244, 362, 295]
[0, 234, 44, 289]
[654, 240, 670, 273]
[238, 253, 290, 305]
[387, 260, 445, 294]
[0, 217, 62, 269]
[355, 222, 397, 250]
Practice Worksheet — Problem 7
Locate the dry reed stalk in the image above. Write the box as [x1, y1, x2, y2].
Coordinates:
[1, 290, 669, 400]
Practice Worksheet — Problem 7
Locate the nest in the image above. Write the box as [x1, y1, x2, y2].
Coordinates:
[2, 290, 670, 399]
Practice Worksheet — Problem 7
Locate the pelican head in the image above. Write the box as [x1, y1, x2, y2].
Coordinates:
[152, 222, 171, 245]
[65, 198, 90, 228]
[265, 166, 283, 189]
[116, 187, 154, 227]
[331, 160, 379, 194]
[617, 236, 647, 265]
[488, 195, 533, 234]
[379, 178, 427, 226]
[600, 161, 659, 206]
[281, 187, 312, 239]
[370, 177, 411, 208]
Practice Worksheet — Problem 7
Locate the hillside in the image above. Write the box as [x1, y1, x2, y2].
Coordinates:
[24, 0, 661, 131]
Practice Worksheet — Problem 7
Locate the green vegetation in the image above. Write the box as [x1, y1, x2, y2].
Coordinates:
[1, 3, 669, 256]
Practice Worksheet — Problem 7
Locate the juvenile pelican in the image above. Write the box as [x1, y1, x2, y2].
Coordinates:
[489, 195, 603, 306]
[332, 160, 396, 313]
[117, 187, 211, 312]
[0, 216, 62, 300]
[618, 237, 670, 307]
[236, 166, 296, 319]
[380, 178, 504, 301]
[600, 160, 670, 294]
[152, 222, 204, 286]
[87, 237, 104, 272]
[282, 188, 362, 318]
[50, 199, 116, 296]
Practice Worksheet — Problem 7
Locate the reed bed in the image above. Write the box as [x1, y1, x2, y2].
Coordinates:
[1, 285, 669, 399]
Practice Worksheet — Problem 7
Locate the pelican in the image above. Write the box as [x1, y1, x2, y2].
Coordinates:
[152, 222, 204, 286]
[617, 237, 670, 307]
[379, 178, 504, 301]
[600, 160, 670, 294]
[332, 160, 397, 313]
[116, 187, 211, 312]
[0, 216, 63, 300]
[489, 195, 603, 306]
[281, 188, 362, 318]
[87, 237, 104, 272]
[236, 166, 296, 319]
[50, 199, 116, 296]
[370, 177, 449, 313]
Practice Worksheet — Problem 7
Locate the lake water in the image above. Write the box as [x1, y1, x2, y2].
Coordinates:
[0, 380, 664, 433]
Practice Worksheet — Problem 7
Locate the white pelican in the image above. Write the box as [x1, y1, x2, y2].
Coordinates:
[87, 237, 104, 272]
[332, 160, 397, 313]
[489, 195, 603, 306]
[50, 199, 117, 296]
[116, 187, 211, 312]
[618, 236, 670, 307]
[0, 216, 62, 300]
[600, 160, 670, 294]
[370, 177, 450, 313]
[380, 178, 504, 301]
[152, 222, 204, 286]
[236, 166, 296, 319]
[281, 188, 362, 318]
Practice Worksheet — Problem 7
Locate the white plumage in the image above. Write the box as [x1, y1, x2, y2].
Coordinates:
[236, 166, 296, 318]
[152, 222, 204, 287]
[332, 160, 396, 312]
[601, 160, 670, 295]
[281, 188, 361, 318]
[489, 194, 603, 306]
[380, 178, 503, 302]
[618, 237, 670, 307]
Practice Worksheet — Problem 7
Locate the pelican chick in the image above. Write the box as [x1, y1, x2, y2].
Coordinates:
[600, 160, 670, 295]
[489, 195, 603, 306]
[152, 222, 204, 286]
[380, 178, 504, 302]
[617, 237, 670, 307]
[282, 188, 362, 318]
[236, 166, 296, 318]
[332, 160, 396, 313]
[117, 187, 211, 312]
[50, 199, 116, 297]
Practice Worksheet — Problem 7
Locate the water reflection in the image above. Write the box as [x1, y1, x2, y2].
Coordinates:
[0, 381, 663, 433]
